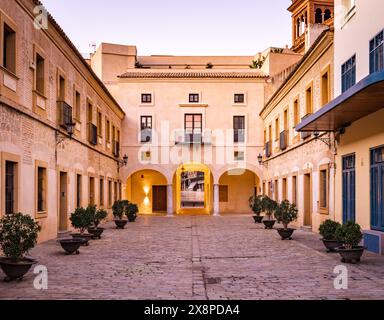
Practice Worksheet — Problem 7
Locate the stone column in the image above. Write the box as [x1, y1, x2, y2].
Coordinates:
[167, 184, 174, 217]
[213, 184, 220, 216]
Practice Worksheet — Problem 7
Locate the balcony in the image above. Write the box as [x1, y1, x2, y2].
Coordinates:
[280, 130, 288, 151]
[88, 123, 98, 145]
[265, 141, 272, 158]
[140, 129, 152, 143]
[57, 101, 73, 129]
[234, 129, 245, 143]
[175, 130, 203, 145]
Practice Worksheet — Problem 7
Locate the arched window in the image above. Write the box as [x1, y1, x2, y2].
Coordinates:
[296, 18, 301, 37]
[324, 9, 331, 21]
[315, 8, 323, 23]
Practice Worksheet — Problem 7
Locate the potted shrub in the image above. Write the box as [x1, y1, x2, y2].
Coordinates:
[249, 195, 264, 223]
[262, 196, 277, 229]
[88, 206, 108, 239]
[335, 221, 365, 264]
[69, 207, 94, 245]
[274, 200, 298, 240]
[319, 220, 343, 252]
[126, 202, 139, 222]
[112, 200, 128, 229]
[0, 213, 41, 282]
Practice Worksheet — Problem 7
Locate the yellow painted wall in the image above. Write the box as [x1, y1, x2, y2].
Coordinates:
[335, 109, 384, 230]
[127, 170, 167, 214]
[219, 170, 258, 214]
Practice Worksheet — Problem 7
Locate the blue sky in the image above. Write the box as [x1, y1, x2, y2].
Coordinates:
[42, 0, 292, 56]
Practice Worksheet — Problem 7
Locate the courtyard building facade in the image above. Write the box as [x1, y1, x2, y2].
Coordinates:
[0, 0, 124, 242]
[297, 0, 384, 253]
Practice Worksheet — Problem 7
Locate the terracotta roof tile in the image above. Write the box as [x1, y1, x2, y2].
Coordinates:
[118, 70, 267, 79]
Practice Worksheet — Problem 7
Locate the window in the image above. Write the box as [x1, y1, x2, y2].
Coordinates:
[97, 111, 102, 136]
[283, 109, 288, 131]
[141, 116, 152, 142]
[2, 23, 16, 74]
[321, 68, 330, 106]
[263, 129, 267, 145]
[370, 30, 384, 74]
[114, 181, 118, 202]
[341, 55, 356, 93]
[189, 93, 199, 103]
[324, 9, 331, 21]
[87, 102, 93, 124]
[315, 8, 323, 24]
[118, 182, 122, 201]
[37, 167, 47, 213]
[234, 94, 245, 104]
[5, 161, 16, 214]
[292, 175, 297, 205]
[305, 83, 313, 115]
[234, 151, 245, 161]
[274, 179, 279, 201]
[89, 177, 95, 206]
[282, 178, 287, 201]
[99, 178, 104, 207]
[76, 174, 82, 208]
[35, 53, 45, 95]
[58, 75, 65, 101]
[275, 117, 280, 141]
[185, 114, 202, 143]
[262, 182, 266, 196]
[219, 186, 228, 202]
[293, 98, 300, 126]
[233, 116, 245, 143]
[141, 151, 151, 161]
[141, 93, 152, 104]
[106, 119, 110, 144]
[108, 180, 112, 207]
[268, 124, 272, 142]
[319, 165, 329, 214]
[74, 90, 81, 121]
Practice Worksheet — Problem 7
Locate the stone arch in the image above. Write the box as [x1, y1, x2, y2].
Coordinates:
[315, 8, 323, 23]
[213, 163, 263, 184]
[123, 163, 172, 184]
[324, 9, 331, 21]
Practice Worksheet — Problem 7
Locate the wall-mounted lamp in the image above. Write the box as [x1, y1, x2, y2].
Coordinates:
[117, 154, 129, 170]
[56, 121, 76, 145]
[258, 153, 264, 166]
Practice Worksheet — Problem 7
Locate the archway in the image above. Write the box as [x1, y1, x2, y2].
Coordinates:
[218, 169, 260, 214]
[126, 169, 168, 214]
[174, 163, 213, 215]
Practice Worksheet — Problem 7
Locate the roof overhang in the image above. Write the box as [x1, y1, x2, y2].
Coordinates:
[296, 71, 384, 132]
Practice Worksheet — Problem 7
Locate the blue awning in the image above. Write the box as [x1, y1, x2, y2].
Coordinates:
[296, 71, 384, 132]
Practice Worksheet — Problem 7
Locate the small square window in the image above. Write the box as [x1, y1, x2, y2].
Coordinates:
[189, 94, 199, 103]
[141, 151, 151, 161]
[141, 94, 152, 104]
[234, 94, 245, 104]
[234, 151, 245, 161]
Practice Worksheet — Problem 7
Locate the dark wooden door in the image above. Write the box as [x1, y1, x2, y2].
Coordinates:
[153, 186, 167, 212]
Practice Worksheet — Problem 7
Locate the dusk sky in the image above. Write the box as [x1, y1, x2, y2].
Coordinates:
[42, 0, 292, 56]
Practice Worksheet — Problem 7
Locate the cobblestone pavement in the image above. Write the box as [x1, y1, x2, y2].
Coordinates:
[1, 215, 384, 300]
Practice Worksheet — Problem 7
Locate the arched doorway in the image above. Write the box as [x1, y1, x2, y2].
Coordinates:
[218, 169, 260, 214]
[174, 163, 213, 215]
[126, 169, 168, 214]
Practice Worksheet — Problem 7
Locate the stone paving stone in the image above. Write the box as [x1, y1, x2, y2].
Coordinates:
[0, 215, 383, 300]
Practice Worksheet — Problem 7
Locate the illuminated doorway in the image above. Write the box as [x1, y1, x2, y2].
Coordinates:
[176, 163, 212, 215]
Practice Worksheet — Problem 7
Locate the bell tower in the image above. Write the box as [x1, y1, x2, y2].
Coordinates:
[288, 0, 334, 54]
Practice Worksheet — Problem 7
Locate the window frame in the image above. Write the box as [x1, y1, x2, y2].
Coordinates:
[141, 93, 152, 104]
[341, 54, 356, 93]
[75, 173, 82, 209]
[140, 115, 153, 143]
[321, 65, 331, 106]
[189, 93, 200, 103]
[305, 81, 314, 115]
[1, 152, 20, 217]
[369, 29, 384, 74]
[99, 176, 105, 208]
[319, 164, 330, 214]
[234, 93, 245, 104]
[1, 19, 17, 76]
[233, 115, 245, 143]
[35, 160, 48, 218]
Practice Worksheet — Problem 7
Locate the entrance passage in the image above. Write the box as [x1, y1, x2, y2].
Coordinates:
[303, 172, 312, 227]
[59, 172, 68, 232]
[153, 186, 167, 212]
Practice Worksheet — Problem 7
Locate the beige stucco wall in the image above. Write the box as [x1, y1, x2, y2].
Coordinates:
[334, 0, 384, 95]
[335, 109, 384, 230]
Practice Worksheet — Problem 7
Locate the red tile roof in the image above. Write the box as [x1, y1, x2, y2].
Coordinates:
[118, 70, 267, 79]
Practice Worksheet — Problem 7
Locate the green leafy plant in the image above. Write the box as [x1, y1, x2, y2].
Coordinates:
[125, 202, 139, 217]
[70, 207, 93, 234]
[274, 200, 298, 229]
[249, 56, 266, 69]
[261, 196, 277, 220]
[0, 213, 41, 261]
[249, 195, 263, 216]
[319, 220, 341, 241]
[206, 62, 213, 69]
[335, 221, 363, 250]
[91, 208, 108, 228]
[135, 61, 143, 68]
[112, 200, 126, 220]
